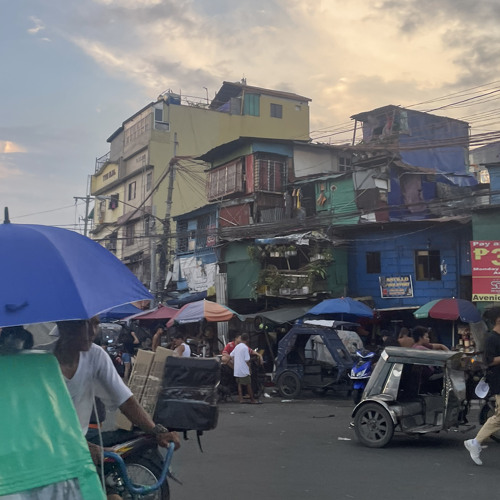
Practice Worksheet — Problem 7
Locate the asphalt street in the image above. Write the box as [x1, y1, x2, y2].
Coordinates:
[169, 391, 500, 500]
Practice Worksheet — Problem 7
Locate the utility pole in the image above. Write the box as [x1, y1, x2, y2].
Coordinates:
[74, 195, 92, 237]
[164, 133, 178, 258]
[158, 133, 178, 301]
[149, 206, 158, 305]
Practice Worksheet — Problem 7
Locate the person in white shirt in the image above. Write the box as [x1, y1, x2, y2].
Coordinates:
[53, 319, 180, 466]
[230, 333, 260, 404]
[172, 333, 191, 357]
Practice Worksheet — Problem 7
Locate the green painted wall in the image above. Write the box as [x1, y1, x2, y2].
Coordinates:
[327, 247, 348, 296]
[315, 177, 358, 225]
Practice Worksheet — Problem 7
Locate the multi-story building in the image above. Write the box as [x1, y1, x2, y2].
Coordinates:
[89, 80, 311, 296]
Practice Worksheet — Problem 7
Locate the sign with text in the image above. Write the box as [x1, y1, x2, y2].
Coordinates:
[471, 240, 500, 301]
[379, 275, 414, 298]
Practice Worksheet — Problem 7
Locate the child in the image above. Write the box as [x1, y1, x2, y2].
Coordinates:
[230, 333, 260, 404]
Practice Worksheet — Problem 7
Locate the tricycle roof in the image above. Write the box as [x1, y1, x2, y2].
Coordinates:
[382, 346, 463, 366]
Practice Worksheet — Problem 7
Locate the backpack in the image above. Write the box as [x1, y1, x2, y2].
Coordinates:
[154, 356, 220, 434]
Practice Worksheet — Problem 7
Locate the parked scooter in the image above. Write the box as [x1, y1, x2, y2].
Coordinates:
[349, 347, 377, 404]
[87, 428, 176, 499]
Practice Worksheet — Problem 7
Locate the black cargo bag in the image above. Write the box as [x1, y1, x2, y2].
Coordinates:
[154, 356, 220, 432]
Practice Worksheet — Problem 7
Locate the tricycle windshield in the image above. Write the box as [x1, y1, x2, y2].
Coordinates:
[363, 350, 394, 398]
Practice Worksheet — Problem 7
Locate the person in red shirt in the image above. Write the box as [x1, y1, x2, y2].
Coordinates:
[221, 333, 263, 368]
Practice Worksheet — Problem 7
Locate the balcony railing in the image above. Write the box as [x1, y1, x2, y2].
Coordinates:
[95, 152, 110, 173]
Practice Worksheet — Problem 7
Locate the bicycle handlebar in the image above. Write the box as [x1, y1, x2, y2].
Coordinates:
[103, 442, 175, 495]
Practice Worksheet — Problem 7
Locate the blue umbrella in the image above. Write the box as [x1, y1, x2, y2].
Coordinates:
[99, 303, 144, 322]
[305, 297, 373, 318]
[0, 219, 152, 327]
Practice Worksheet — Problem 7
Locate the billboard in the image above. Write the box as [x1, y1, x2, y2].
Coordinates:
[471, 240, 500, 301]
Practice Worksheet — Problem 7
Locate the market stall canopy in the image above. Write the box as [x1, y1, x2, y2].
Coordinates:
[242, 304, 312, 325]
[0, 213, 152, 327]
[166, 300, 240, 327]
[413, 298, 481, 323]
[128, 304, 179, 322]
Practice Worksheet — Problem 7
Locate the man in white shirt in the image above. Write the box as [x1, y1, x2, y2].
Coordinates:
[53, 319, 180, 464]
[230, 333, 260, 404]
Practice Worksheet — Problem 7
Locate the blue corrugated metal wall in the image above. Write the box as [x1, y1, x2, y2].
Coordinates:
[347, 223, 472, 309]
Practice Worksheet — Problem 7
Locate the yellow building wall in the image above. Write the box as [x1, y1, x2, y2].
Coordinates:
[149, 99, 309, 222]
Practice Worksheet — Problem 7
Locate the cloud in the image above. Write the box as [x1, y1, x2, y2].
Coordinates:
[0, 141, 26, 154]
[60, 0, 475, 130]
[0, 158, 23, 180]
[27, 16, 45, 35]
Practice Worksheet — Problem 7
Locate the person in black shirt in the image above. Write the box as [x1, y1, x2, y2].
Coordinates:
[465, 307, 500, 465]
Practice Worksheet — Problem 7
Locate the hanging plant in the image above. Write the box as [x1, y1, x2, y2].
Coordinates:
[321, 248, 334, 263]
[247, 245, 264, 261]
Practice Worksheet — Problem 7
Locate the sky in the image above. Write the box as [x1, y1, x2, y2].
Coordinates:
[2, 0, 500, 231]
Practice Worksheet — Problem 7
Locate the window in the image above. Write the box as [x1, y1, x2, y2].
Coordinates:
[207, 160, 244, 200]
[415, 250, 441, 281]
[154, 105, 170, 131]
[255, 157, 287, 192]
[339, 156, 352, 172]
[366, 251, 381, 274]
[128, 181, 136, 201]
[177, 220, 188, 253]
[146, 172, 153, 191]
[243, 94, 260, 116]
[109, 194, 119, 210]
[125, 224, 135, 246]
[270, 103, 283, 118]
[106, 232, 118, 252]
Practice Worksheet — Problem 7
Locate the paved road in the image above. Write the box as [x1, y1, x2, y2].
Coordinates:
[168, 391, 499, 500]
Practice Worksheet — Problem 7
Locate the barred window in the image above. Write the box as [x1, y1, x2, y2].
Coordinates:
[270, 103, 283, 118]
[255, 157, 287, 192]
[177, 220, 188, 253]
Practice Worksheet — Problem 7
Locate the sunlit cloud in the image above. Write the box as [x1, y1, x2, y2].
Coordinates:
[27, 16, 45, 35]
[0, 141, 26, 153]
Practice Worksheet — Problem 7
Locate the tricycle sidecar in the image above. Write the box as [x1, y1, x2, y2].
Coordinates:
[274, 323, 354, 398]
[351, 346, 471, 448]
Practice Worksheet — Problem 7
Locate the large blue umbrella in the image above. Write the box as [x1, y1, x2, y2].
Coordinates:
[305, 297, 373, 318]
[0, 219, 152, 327]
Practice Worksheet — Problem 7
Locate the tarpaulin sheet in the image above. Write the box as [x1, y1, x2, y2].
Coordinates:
[155, 356, 220, 432]
[0, 352, 104, 499]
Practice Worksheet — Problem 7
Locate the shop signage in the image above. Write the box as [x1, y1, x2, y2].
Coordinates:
[471, 240, 500, 301]
[379, 275, 414, 298]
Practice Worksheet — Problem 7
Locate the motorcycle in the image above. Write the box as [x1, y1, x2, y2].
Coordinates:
[349, 347, 377, 405]
[87, 428, 176, 499]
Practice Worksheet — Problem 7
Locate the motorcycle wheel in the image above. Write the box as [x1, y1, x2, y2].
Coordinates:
[479, 400, 500, 443]
[277, 371, 301, 398]
[121, 456, 170, 500]
[354, 403, 394, 448]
